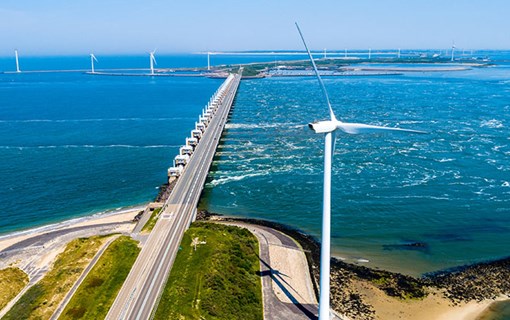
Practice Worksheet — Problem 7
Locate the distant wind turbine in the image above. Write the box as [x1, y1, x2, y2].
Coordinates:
[295, 22, 426, 320]
[398, 48, 401, 59]
[368, 48, 371, 60]
[149, 50, 157, 75]
[323, 48, 327, 59]
[451, 41, 456, 62]
[90, 53, 98, 73]
[14, 49, 20, 73]
[207, 51, 211, 71]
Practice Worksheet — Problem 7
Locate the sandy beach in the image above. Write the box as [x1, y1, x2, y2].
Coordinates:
[211, 215, 510, 320]
[0, 207, 140, 277]
[1, 209, 508, 319]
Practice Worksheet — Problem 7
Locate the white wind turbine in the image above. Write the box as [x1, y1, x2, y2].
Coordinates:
[451, 41, 456, 62]
[90, 53, 98, 73]
[14, 49, 21, 73]
[295, 22, 426, 320]
[149, 50, 157, 75]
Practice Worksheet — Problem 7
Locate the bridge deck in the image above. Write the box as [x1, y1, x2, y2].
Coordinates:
[107, 70, 242, 320]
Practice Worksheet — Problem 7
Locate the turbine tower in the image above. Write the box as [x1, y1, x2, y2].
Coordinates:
[368, 48, 371, 60]
[90, 53, 98, 74]
[451, 42, 456, 62]
[398, 48, 401, 59]
[207, 51, 211, 71]
[295, 22, 426, 320]
[149, 50, 157, 75]
[14, 49, 20, 73]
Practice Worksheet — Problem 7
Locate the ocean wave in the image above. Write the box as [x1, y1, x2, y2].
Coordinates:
[225, 122, 303, 130]
[480, 119, 504, 128]
[0, 144, 178, 149]
[0, 117, 188, 123]
[207, 171, 270, 187]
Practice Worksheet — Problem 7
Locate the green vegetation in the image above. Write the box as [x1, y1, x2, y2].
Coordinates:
[367, 271, 428, 300]
[3, 236, 109, 320]
[0, 267, 29, 310]
[59, 236, 140, 320]
[153, 222, 262, 320]
[240, 66, 261, 77]
[141, 207, 162, 233]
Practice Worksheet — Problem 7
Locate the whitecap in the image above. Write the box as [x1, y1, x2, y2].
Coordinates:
[480, 119, 504, 128]
[207, 171, 269, 187]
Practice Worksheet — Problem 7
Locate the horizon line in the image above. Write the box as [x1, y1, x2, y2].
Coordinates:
[0, 48, 508, 58]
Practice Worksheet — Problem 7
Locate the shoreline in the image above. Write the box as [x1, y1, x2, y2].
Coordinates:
[0, 205, 142, 253]
[1, 207, 508, 319]
[197, 211, 510, 320]
[0, 203, 147, 242]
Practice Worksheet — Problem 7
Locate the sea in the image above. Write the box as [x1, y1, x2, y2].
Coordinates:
[0, 51, 509, 278]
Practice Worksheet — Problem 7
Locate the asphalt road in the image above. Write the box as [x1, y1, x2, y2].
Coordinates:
[106, 72, 241, 320]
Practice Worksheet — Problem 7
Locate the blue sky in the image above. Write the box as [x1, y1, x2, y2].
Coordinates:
[1, 0, 509, 55]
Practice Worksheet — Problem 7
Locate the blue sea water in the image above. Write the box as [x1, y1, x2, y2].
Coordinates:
[201, 55, 510, 274]
[1, 53, 509, 276]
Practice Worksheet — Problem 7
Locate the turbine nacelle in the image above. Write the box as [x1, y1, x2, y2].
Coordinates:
[308, 120, 337, 133]
[309, 120, 427, 135]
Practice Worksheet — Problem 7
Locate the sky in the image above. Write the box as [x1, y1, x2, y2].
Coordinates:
[1, 0, 509, 55]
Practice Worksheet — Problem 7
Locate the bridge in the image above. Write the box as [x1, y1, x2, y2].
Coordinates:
[107, 70, 242, 320]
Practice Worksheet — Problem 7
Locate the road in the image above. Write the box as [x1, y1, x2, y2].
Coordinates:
[106, 71, 242, 320]
[50, 235, 120, 320]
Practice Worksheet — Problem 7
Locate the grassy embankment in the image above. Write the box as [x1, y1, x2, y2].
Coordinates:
[59, 236, 140, 320]
[3, 236, 110, 320]
[0, 267, 29, 310]
[141, 207, 162, 233]
[153, 222, 263, 320]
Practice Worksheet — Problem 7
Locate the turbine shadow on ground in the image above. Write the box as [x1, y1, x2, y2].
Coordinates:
[257, 255, 318, 320]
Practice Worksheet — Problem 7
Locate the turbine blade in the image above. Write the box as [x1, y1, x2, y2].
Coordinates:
[295, 22, 337, 122]
[92, 54, 98, 62]
[151, 54, 157, 66]
[337, 122, 427, 135]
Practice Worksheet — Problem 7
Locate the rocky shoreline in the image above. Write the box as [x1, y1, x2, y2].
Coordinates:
[198, 210, 510, 320]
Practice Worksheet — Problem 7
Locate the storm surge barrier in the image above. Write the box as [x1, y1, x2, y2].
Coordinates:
[107, 69, 242, 320]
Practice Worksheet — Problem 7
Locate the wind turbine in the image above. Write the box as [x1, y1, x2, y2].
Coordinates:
[14, 49, 21, 73]
[207, 51, 211, 71]
[451, 41, 456, 62]
[149, 50, 157, 75]
[90, 53, 98, 73]
[295, 22, 426, 320]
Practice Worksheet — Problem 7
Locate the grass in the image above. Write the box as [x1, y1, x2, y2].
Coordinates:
[3, 235, 109, 320]
[59, 236, 140, 320]
[153, 222, 263, 320]
[0, 267, 29, 310]
[141, 207, 162, 233]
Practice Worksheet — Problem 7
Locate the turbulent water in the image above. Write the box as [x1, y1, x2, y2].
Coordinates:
[202, 59, 510, 275]
[1, 53, 509, 275]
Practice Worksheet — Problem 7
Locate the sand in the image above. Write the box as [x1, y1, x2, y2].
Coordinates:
[350, 278, 503, 320]
[0, 207, 140, 276]
[0, 208, 140, 252]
